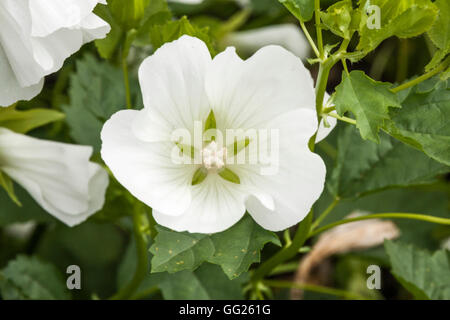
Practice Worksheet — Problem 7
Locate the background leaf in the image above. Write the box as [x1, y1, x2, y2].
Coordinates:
[0, 255, 70, 300]
[328, 125, 448, 199]
[385, 240, 450, 299]
[62, 54, 142, 152]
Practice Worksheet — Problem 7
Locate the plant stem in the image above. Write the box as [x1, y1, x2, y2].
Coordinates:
[251, 212, 312, 283]
[391, 58, 449, 93]
[122, 52, 132, 109]
[300, 21, 320, 58]
[326, 112, 357, 125]
[314, 0, 324, 58]
[269, 262, 299, 276]
[311, 198, 340, 230]
[110, 203, 149, 300]
[263, 280, 367, 300]
[315, 59, 334, 116]
[308, 213, 450, 238]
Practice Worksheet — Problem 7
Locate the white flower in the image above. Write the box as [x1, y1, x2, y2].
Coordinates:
[0, 0, 110, 107]
[101, 35, 326, 234]
[225, 24, 310, 60]
[0, 127, 109, 227]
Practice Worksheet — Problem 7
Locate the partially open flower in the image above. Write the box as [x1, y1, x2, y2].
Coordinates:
[0, 128, 109, 226]
[0, 0, 110, 106]
[101, 36, 327, 234]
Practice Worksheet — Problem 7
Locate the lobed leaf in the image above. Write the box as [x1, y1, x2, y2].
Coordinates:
[385, 77, 450, 166]
[334, 70, 401, 142]
[385, 240, 450, 299]
[328, 125, 448, 199]
[149, 215, 280, 279]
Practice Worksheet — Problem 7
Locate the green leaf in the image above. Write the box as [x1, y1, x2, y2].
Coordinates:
[278, 0, 314, 22]
[357, 0, 438, 52]
[208, 215, 281, 279]
[149, 215, 280, 279]
[0, 171, 21, 206]
[119, 238, 246, 300]
[328, 125, 448, 199]
[94, 0, 171, 58]
[157, 264, 246, 300]
[0, 255, 70, 300]
[149, 16, 215, 54]
[426, 0, 450, 69]
[218, 168, 241, 184]
[384, 77, 450, 166]
[334, 71, 401, 142]
[0, 105, 64, 134]
[110, 0, 150, 30]
[150, 226, 215, 273]
[385, 240, 450, 299]
[62, 54, 141, 152]
[320, 0, 356, 39]
[94, 3, 123, 59]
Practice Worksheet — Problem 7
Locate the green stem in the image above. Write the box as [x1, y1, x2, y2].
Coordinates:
[311, 198, 340, 230]
[308, 213, 450, 238]
[251, 212, 312, 283]
[391, 58, 449, 93]
[314, 0, 323, 58]
[269, 262, 299, 276]
[315, 59, 334, 117]
[263, 280, 367, 300]
[326, 112, 357, 125]
[122, 53, 132, 109]
[300, 21, 320, 58]
[110, 203, 149, 300]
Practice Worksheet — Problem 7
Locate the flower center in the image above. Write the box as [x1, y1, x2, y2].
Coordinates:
[201, 141, 227, 171]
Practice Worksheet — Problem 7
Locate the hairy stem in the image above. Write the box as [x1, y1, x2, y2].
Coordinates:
[308, 213, 450, 238]
[263, 280, 367, 300]
[391, 58, 449, 93]
[300, 21, 320, 58]
[122, 53, 132, 109]
[314, 0, 323, 58]
[326, 112, 357, 125]
[311, 198, 340, 230]
[251, 212, 312, 283]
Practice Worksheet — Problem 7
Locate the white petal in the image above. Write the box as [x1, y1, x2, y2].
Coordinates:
[79, 12, 110, 43]
[225, 24, 310, 59]
[101, 109, 197, 216]
[0, 0, 47, 87]
[153, 174, 247, 234]
[135, 35, 212, 142]
[0, 45, 43, 106]
[231, 109, 326, 231]
[0, 0, 109, 91]
[205, 45, 316, 130]
[28, 0, 101, 37]
[0, 128, 108, 226]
